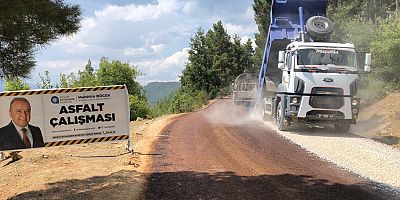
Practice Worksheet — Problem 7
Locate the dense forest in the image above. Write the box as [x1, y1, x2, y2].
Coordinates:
[329, 0, 400, 102]
[2, 0, 400, 119]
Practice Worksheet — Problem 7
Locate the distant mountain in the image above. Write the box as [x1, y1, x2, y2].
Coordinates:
[144, 82, 181, 107]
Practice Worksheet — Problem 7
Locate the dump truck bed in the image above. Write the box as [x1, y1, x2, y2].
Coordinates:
[258, 0, 328, 90]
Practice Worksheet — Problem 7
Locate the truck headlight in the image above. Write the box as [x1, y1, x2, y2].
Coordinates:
[352, 108, 359, 114]
[351, 99, 358, 106]
[291, 97, 298, 104]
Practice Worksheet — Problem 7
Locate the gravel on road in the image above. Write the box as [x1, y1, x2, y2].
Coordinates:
[263, 121, 400, 193]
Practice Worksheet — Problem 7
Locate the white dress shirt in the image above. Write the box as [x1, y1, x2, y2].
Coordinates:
[12, 122, 33, 148]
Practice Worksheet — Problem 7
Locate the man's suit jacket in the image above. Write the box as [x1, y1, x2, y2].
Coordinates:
[0, 122, 45, 151]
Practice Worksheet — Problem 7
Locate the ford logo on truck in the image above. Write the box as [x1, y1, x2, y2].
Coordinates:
[323, 78, 334, 82]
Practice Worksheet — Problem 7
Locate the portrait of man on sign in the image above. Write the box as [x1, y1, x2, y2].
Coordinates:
[0, 97, 44, 151]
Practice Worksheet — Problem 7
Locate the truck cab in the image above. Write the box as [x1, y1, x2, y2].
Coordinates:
[275, 42, 361, 131]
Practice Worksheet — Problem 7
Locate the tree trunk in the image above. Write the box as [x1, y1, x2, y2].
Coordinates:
[367, 0, 371, 21]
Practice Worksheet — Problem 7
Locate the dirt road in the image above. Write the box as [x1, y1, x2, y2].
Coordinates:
[143, 99, 397, 200]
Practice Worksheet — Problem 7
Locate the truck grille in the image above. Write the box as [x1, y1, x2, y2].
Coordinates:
[309, 87, 343, 109]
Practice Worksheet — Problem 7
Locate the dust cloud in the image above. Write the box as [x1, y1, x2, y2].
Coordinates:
[202, 100, 263, 126]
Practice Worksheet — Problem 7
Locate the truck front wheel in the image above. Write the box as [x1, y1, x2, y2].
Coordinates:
[276, 101, 288, 131]
[334, 120, 351, 133]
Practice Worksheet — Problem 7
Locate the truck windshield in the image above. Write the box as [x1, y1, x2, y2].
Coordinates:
[297, 48, 357, 69]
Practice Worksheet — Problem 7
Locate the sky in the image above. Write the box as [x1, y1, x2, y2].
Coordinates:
[29, 0, 258, 87]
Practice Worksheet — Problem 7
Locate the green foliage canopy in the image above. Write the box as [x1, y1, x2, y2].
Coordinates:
[57, 57, 150, 120]
[5, 77, 30, 91]
[252, 0, 271, 67]
[371, 16, 400, 84]
[36, 70, 54, 89]
[0, 0, 81, 79]
[181, 21, 254, 95]
[97, 58, 142, 96]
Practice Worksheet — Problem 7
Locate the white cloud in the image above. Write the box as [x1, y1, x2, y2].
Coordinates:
[162, 48, 188, 67]
[32, 0, 257, 88]
[244, 7, 255, 21]
[151, 44, 165, 54]
[82, 18, 97, 29]
[124, 42, 166, 57]
[37, 59, 89, 73]
[29, 59, 91, 88]
[182, 1, 199, 16]
[124, 47, 148, 56]
[225, 23, 257, 37]
[136, 48, 189, 84]
[57, 18, 97, 46]
[95, 0, 180, 22]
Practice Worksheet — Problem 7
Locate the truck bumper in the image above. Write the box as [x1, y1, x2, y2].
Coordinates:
[285, 95, 360, 124]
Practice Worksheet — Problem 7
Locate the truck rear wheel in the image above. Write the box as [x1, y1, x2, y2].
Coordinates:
[276, 101, 288, 131]
[334, 120, 351, 133]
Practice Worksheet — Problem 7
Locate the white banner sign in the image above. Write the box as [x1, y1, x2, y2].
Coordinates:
[0, 85, 130, 151]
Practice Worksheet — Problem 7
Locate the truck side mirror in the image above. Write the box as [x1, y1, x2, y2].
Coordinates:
[364, 53, 371, 72]
[278, 51, 285, 70]
[278, 51, 285, 63]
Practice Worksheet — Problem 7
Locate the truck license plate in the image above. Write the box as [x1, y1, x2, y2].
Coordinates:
[318, 114, 335, 119]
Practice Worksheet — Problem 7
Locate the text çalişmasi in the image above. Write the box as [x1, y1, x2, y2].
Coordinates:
[50, 103, 115, 128]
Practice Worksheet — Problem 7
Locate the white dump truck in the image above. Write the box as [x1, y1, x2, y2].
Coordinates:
[256, 0, 371, 132]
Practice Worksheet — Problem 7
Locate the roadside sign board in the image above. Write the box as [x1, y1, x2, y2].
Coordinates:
[0, 85, 130, 151]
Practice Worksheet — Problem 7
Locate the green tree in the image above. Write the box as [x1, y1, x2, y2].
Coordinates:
[0, 0, 82, 79]
[4, 77, 30, 91]
[57, 72, 79, 88]
[36, 70, 53, 89]
[181, 28, 214, 93]
[252, 0, 272, 68]
[206, 21, 233, 90]
[129, 95, 151, 121]
[159, 21, 254, 116]
[97, 57, 142, 95]
[58, 73, 70, 88]
[328, 0, 369, 42]
[77, 59, 98, 87]
[167, 88, 208, 114]
[96, 57, 151, 120]
[51, 58, 151, 120]
[181, 21, 254, 98]
[370, 16, 400, 85]
[232, 36, 255, 73]
[58, 60, 99, 88]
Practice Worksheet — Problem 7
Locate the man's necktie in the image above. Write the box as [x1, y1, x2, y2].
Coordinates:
[21, 128, 31, 148]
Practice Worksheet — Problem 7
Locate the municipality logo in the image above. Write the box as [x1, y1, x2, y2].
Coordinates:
[51, 96, 60, 104]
